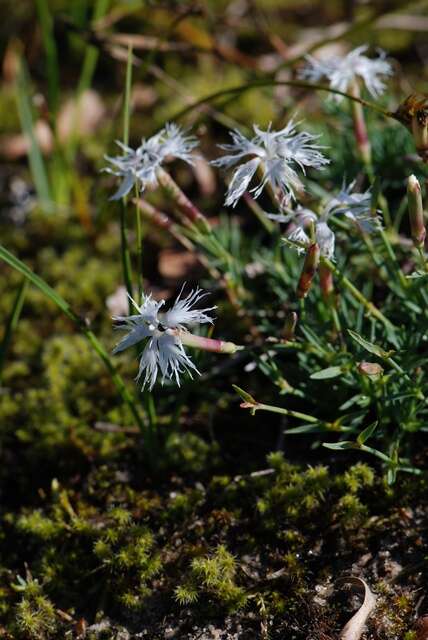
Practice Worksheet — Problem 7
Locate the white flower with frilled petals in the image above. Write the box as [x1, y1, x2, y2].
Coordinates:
[103, 124, 198, 200]
[212, 121, 329, 207]
[270, 182, 380, 259]
[112, 287, 216, 390]
[299, 45, 393, 100]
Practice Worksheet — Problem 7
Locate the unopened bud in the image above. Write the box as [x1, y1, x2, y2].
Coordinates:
[319, 263, 334, 302]
[297, 243, 320, 299]
[407, 174, 426, 249]
[357, 361, 383, 378]
[283, 311, 298, 341]
[156, 167, 212, 233]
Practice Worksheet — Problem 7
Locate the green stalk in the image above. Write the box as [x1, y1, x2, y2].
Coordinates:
[35, 0, 60, 116]
[120, 44, 135, 310]
[251, 402, 319, 423]
[16, 60, 51, 208]
[134, 185, 143, 301]
[120, 201, 134, 312]
[169, 80, 396, 127]
[0, 279, 28, 384]
[322, 257, 396, 332]
[0, 244, 146, 435]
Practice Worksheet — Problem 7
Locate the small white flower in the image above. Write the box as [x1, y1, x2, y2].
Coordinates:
[212, 121, 329, 207]
[112, 287, 216, 390]
[103, 124, 198, 200]
[271, 182, 380, 259]
[299, 45, 393, 100]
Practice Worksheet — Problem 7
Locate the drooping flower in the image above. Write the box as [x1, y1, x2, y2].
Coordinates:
[299, 45, 393, 100]
[103, 123, 198, 200]
[270, 182, 380, 259]
[112, 287, 216, 390]
[212, 121, 329, 207]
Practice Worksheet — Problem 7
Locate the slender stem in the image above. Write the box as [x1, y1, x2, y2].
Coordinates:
[0, 278, 28, 384]
[123, 44, 133, 147]
[120, 201, 134, 311]
[169, 79, 396, 126]
[322, 257, 396, 331]
[134, 185, 143, 300]
[253, 402, 319, 423]
[121, 43, 135, 310]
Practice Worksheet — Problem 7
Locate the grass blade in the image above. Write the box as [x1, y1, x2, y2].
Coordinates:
[0, 278, 28, 384]
[16, 59, 52, 208]
[35, 0, 60, 115]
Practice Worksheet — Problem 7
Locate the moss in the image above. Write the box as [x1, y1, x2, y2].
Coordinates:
[14, 579, 58, 639]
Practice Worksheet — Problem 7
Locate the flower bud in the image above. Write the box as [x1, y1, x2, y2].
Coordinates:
[156, 167, 212, 233]
[283, 311, 298, 341]
[407, 174, 426, 249]
[357, 361, 383, 379]
[297, 243, 320, 299]
[319, 263, 334, 302]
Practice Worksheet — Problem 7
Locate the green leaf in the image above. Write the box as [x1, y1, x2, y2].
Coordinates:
[310, 366, 343, 380]
[35, 0, 59, 114]
[232, 385, 257, 405]
[322, 441, 356, 451]
[347, 329, 392, 359]
[357, 421, 378, 445]
[16, 59, 51, 207]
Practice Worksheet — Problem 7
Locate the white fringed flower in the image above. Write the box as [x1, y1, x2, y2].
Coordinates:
[103, 124, 198, 200]
[112, 287, 216, 390]
[299, 45, 393, 100]
[212, 121, 329, 207]
[270, 182, 380, 259]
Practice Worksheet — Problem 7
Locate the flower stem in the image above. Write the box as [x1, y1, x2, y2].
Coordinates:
[134, 185, 144, 300]
[121, 43, 134, 311]
[119, 200, 134, 312]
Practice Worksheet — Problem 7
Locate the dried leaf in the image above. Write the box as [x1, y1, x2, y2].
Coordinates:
[338, 577, 376, 640]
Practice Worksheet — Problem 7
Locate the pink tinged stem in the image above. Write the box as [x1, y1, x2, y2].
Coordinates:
[172, 330, 242, 354]
[156, 167, 212, 233]
[349, 81, 372, 166]
[407, 174, 426, 249]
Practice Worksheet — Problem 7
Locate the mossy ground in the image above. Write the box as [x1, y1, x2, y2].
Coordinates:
[0, 214, 427, 637]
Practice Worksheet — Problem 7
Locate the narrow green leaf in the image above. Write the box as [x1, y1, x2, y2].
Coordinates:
[347, 329, 392, 358]
[322, 441, 356, 451]
[232, 385, 257, 405]
[16, 60, 51, 207]
[357, 421, 378, 445]
[310, 366, 343, 380]
[35, 0, 59, 114]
